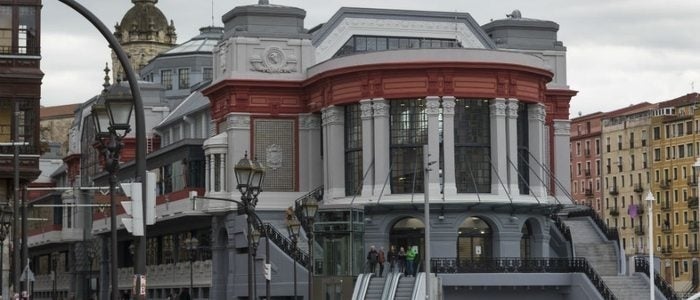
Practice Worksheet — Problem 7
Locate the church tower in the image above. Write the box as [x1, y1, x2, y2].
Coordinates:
[112, 0, 177, 80]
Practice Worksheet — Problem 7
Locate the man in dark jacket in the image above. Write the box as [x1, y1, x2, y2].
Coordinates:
[367, 245, 378, 275]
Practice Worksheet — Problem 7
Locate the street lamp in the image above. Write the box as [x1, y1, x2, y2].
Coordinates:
[250, 226, 261, 297]
[645, 191, 655, 300]
[0, 205, 12, 299]
[92, 72, 134, 300]
[234, 153, 266, 300]
[287, 217, 301, 300]
[302, 194, 318, 299]
[183, 237, 199, 297]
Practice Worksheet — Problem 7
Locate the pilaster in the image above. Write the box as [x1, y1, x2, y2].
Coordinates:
[490, 99, 508, 196]
[360, 100, 375, 197]
[227, 113, 252, 193]
[299, 113, 322, 191]
[553, 119, 572, 203]
[372, 99, 391, 197]
[506, 99, 520, 195]
[426, 96, 442, 197]
[322, 106, 345, 199]
[442, 97, 457, 197]
[528, 104, 547, 198]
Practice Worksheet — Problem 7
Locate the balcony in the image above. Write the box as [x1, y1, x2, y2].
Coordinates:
[609, 207, 619, 217]
[584, 188, 594, 197]
[690, 245, 699, 253]
[688, 177, 698, 187]
[584, 169, 591, 177]
[635, 226, 644, 236]
[660, 180, 671, 190]
[633, 184, 644, 193]
[585, 149, 591, 158]
[662, 224, 672, 234]
[660, 202, 672, 211]
[689, 196, 699, 209]
[690, 221, 699, 231]
[609, 186, 619, 196]
[660, 245, 673, 255]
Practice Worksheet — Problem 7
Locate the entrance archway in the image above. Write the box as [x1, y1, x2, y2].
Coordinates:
[390, 217, 425, 270]
[457, 216, 492, 261]
[521, 220, 533, 258]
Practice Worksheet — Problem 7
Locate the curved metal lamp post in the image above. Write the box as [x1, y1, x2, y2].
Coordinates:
[57, 1, 149, 299]
[287, 218, 301, 300]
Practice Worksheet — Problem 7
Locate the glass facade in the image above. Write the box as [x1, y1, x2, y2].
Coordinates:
[334, 35, 461, 58]
[454, 99, 491, 193]
[345, 104, 362, 196]
[517, 103, 530, 195]
[390, 99, 427, 194]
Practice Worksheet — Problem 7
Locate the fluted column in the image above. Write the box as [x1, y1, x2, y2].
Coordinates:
[209, 155, 215, 192]
[490, 99, 508, 195]
[299, 113, 323, 191]
[426, 96, 442, 197]
[506, 99, 520, 195]
[360, 100, 375, 197]
[205, 154, 210, 192]
[322, 106, 345, 199]
[372, 99, 391, 196]
[528, 104, 547, 198]
[553, 120, 572, 202]
[442, 97, 457, 197]
[219, 153, 226, 192]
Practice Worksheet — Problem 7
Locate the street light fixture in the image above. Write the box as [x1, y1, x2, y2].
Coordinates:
[287, 217, 301, 300]
[0, 205, 12, 298]
[234, 153, 267, 300]
[645, 191, 655, 300]
[183, 237, 199, 297]
[302, 195, 318, 299]
[92, 72, 134, 300]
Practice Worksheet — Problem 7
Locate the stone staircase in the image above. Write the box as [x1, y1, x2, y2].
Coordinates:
[565, 216, 652, 300]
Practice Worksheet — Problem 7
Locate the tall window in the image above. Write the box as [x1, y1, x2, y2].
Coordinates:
[454, 99, 490, 193]
[390, 99, 427, 194]
[0, 6, 10, 53]
[161, 69, 173, 90]
[345, 104, 362, 196]
[203, 67, 213, 82]
[0, 6, 37, 55]
[517, 103, 529, 195]
[178, 68, 190, 89]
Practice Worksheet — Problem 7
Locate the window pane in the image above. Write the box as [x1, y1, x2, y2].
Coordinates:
[178, 68, 190, 89]
[345, 104, 362, 196]
[161, 70, 173, 90]
[454, 99, 491, 193]
[390, 99, 427, 194]
[0, 6, 11, 54]
[18, 7, 37, 54]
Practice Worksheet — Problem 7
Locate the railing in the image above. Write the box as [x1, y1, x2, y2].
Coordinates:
[608, 186, 619, 196]
[688, 197, 699, 209]
[662, 225, 672, 234]
[660, 180, 672, 189]
[256, 222, 310, 269]
[568, 209, 619, 241]
[634, 226, 644, 236]
[585, 169, 591, 177]
[690, 221, 699, 231]
[688, 177, 698, 187]
[634, 257, 680, 300]
[690, 244, 699, 253]
[584, 188, 594, 197]
[551, 214, 572, 243]
[633, 184, 644, 193]
[660, 245, 673, 255]
[431, 257, 615, 300]
[661, 202, 672, 211]
[609, 207, 619, 217]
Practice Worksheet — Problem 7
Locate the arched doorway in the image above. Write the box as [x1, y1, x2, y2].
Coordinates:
[390, 217, 425, 270]
[457, 216, 492, 261]
[520, 220, 533, 258]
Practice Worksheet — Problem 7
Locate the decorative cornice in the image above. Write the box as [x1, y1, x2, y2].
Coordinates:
[442, 96, 456, 116]
[360, 100, 373, 120]
[372, 99, 389, 118]
[425, 96, 441, 115]
[528, 104, 546, 122]
[227, 114, 250, 130]
[299, 114, 321, 130]
[490, 99, 507, 117]
[553, 120, 571, 136]
[322, 106, 344, 126]
[506, 99, 519, 119]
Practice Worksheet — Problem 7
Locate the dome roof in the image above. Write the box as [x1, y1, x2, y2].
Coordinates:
[118, 0, 172, 36]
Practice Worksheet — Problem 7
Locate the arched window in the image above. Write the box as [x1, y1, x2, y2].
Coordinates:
[520, 221, 532, 258]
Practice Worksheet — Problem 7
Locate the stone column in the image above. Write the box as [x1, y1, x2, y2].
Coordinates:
[426, 96, 442, 197]
[490, 99, 508, 195]
[553, 120, 572, 202]
[322, 106, 345, 199]
[494, 231, 523, 257]
[442, 97, 457, 197]
[506, 99, 520, 195]
[227, 113, 251, 192]
[360, 100, 375, 197]
[299, 113, 323, 191]
[205, 154, 210, 193]
[528, 104, 547, 198]
[208, 155, 215, 192]
[372, 99, 391, 196]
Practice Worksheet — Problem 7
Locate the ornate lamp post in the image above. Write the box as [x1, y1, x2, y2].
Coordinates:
[645, 191, 655, 300]
[51, 252, 59, 300]
[287, 217, 301, 300]
[92, 77, 134, 300]
[302, 195, 318, 299]
[233, 153, 266, 300]
[250, 226, 261, 297]
[183, 237, 199, 297]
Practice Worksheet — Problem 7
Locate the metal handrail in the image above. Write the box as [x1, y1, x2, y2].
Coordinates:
[568, 209, 619, 241]
[634, 256, 680, 300]
[255, 222, 310, 268]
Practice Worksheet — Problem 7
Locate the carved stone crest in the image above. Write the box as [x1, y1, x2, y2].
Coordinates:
[250, 46, 298, 73]
[266, 144, 283, 170]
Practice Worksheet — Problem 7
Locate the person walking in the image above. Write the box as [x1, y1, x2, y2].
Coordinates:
[387, 245, 397, 273]
[367, 245, 379, 275]
[405, 246, 416, 276]
[378, 247, 386, 277]
[398, 246, 406, 274]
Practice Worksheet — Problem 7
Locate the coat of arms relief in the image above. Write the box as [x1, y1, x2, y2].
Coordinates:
[250, 46, 298, 73]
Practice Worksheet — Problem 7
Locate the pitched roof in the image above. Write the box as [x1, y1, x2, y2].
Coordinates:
[40, 103, 80, 119]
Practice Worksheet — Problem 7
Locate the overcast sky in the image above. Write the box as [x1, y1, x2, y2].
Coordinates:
[42, 0, 700, 117]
